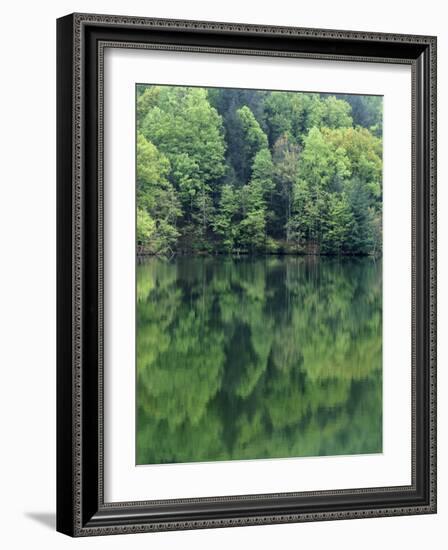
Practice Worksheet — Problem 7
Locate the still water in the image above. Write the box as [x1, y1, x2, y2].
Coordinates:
[136, 256, 382, 465]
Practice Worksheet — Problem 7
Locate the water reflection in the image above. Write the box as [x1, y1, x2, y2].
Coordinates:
[137, 256, 382, 464]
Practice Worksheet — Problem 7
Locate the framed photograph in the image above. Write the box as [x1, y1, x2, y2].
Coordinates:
[56, 13, 437, 536]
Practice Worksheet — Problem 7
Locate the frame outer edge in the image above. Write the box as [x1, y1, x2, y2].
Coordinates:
[428, 35, 437, 513]
[56, 13, 76, 537]
[73, 12, 84, 537]
[72, 12, 436, 44]
[61, 13, 437, 536]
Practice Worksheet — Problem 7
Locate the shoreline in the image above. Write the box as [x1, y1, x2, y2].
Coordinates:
[136, 251, 381, 259]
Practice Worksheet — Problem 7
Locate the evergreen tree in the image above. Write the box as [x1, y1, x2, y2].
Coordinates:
[234, 106, 269, 182]
[346, 178, 375, 254]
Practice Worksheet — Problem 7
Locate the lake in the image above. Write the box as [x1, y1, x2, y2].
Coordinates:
[136, 255, 382, 465]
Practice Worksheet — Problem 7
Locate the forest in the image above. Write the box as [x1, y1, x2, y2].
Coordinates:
[136, 85, 383, 256]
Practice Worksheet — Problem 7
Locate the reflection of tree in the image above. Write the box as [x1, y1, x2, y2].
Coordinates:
[137, 257, 382, 464]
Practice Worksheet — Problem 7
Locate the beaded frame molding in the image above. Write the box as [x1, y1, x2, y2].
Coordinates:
[56, 13, 437, 537]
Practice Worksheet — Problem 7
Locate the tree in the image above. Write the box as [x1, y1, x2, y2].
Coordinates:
[289, 127, 351, 250]
[321, 95, 353, 128]
[285, 187, 310, 251]
[141, 88, 226, 185]
[212, 184, 240, 252]
[287, 126, 382, 254]
[136, 132, 171, 210]
[345, 178, 376, 254]
[239, 180, 266, 251]
[140, 87, 226, 242]
[322, 127, 382, 201]
[136, 208, 155, 248]
[208, 88, 268, 186]
[136, 85, 161, 122]
[238, 149, 274, 251]
[263, 91, 297, 146]
[136, 133, 181, 254]
[337, 94, 383, 136]
[322, 127, 382, 254]
[250, 148, 275, 195]
[234, 106, 269, 182]
[272, 134, 301, 240]
[322, 193, 353, 253]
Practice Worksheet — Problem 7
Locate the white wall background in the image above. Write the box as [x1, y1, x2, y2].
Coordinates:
[0, 1, 445, 548]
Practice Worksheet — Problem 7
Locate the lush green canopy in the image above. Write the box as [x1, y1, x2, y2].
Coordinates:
[136, 85, 382, 256]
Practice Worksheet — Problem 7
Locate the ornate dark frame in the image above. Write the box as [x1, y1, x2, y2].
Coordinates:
[56, 13, 437, 537]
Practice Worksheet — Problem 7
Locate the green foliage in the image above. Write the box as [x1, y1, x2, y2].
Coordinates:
[238, 148, 275, 251]
[263, 92, 352, 146]
[238, 205, 266, 251]
[136, 85, 383, 256]
[288, 127, 382, 254]
[136, 85, 161, 121]
[321, 95, 353, 128]
[137, 256, 382, 464]
[136, 133, 180, 254]
[271, 134, 301, 241]
[323, 193, 353, 253]
[234, 105, 269, 182]
[141, 87, 226, 184]
[136, 208, 155, 247]
[345, 178, 376, 254]
[212, 184, 240, 252]
[337, 94, 383, 136]
[207, 88, 268, 183]
[139, 87, 226, 246]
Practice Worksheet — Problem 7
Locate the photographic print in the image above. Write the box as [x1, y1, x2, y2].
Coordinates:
[135, 84, 383, 466]
[57, 15, 437, 535]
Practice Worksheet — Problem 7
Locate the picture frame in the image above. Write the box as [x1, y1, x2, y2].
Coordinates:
[56, 12, 437, 537]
